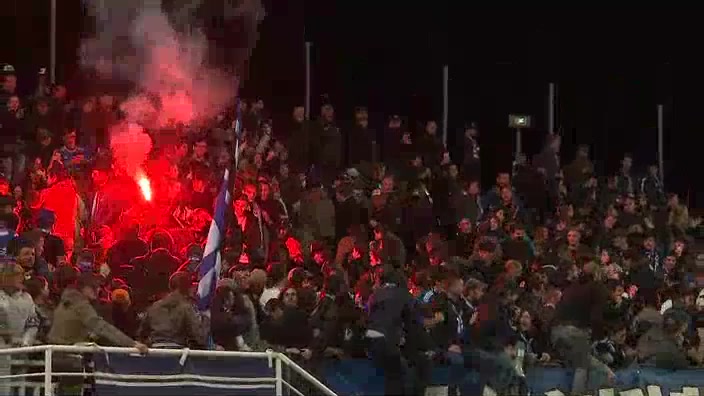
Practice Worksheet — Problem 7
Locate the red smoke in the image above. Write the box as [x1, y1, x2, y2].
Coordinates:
[110, 122, 153, 188]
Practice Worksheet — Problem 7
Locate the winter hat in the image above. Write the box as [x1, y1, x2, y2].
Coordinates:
[112, 288, 131, 306]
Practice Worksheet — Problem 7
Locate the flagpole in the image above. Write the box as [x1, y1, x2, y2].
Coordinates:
[234, 99, 242, 169]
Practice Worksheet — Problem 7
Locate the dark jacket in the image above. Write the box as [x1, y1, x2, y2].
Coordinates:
[474, 297, 515, 352]
[345, 124, 376, 167]
[553, 277, 609, 334]
[430, 292, 467, 350]
[139, 292, 205, 348]
[262, 307, 313, 349]
[128, 249, 181, 309]
[637, 327, 689, 370]
[211, 307, 251, 350]
[48, 288, 134, 346]
[366, 283, 430, 350]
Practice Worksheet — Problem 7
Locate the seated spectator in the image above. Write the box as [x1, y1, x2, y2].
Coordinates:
[593, 322, 633, 369]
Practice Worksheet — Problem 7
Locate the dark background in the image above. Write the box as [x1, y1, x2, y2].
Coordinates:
[1, 3, 702, 208]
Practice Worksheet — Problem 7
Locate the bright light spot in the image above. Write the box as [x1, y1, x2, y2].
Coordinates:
[138, 175, 152, 202]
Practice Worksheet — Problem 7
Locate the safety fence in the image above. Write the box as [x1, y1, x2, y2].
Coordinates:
[0, 344, 338, 396]
[322, 358, 704, 395]
[7, 346, 704, 396]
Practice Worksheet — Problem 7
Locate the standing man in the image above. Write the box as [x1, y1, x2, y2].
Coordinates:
[48, 273, 148, 395]
[311, 96, 341, 186]
[366, 266, 432, 396]
[344, 106, 376, 168]
[551, 262, 614, 394]
[462, 122, 481, 182]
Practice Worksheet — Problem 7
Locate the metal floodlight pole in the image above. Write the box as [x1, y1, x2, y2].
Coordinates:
[442, 65, 449, 146]
[515, 128, 522, 159]
[50, 0, 57, 84]
[305, 42, 312, 120]
[657, 104, 664, 183]
[548, 83, 555, 134]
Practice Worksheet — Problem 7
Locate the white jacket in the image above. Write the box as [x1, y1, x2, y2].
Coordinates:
[0, 289, 38, 346]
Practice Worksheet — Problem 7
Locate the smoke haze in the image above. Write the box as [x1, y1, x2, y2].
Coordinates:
[81, 0, 264, 178]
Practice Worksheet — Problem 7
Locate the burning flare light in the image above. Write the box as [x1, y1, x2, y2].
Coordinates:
[137, 171, 153, 202]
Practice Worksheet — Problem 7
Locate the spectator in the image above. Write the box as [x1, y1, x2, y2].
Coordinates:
[138, 271, 204, 348]
[59, 129, 89, 172]
[24, 275, 53, 343]
[0, 260, 38, 346]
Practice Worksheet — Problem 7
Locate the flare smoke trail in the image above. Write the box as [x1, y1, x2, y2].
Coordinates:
[81, 0, 264, 179]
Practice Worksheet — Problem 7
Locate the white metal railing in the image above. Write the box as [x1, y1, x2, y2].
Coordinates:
[0, 344, 338, 396]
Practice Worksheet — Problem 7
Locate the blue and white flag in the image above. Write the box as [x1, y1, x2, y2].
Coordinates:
[196, 167, 232, 311]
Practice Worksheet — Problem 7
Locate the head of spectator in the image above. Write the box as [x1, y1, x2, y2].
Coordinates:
[35, 97, 51, 117]
[52, 84, 67, 101]
[75, 272, 102, 301]
[47, 162, 69, 186]
[621, 153, 633, 173]
[0, 195, 14, 217]
[75, 249, 95, 273]
[98, 94, 114, 111]
[193, 136, 208, 162]
[7, 95, 20, 113]
[53, 265, 79, 295]
[0, 258, 23, 293]
[149, 230, 174, 253]
[320, 99, 334, 123]
[424, 120, 437, 136]
[36, 209, 56, 233]
[112, 288, 132, 308]
[25, 276, 50, 304]
[265, 298, 285, 320]
[292, 105, 305, 123]
[496, 172, 511, 189]
[1, 65, 17, 94]
[280, 286, 298, 308]
[169, 271, 193, 297]
[91, 157, 111, 188]
[243, 183, 257, 203]
[0, 178, 10, 197]
[9, 237, 35, 275]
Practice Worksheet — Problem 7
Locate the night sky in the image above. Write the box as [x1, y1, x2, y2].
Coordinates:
[2, 3, 702, 207]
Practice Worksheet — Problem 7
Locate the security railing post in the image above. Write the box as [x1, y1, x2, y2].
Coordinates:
[275, 355, 283, 396]
[44, 347, 53, 396]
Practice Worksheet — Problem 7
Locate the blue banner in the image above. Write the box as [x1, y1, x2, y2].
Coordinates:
[89, 354, 704, 396]
[92, 354, 275, 396]
[321, 359, 704, 396]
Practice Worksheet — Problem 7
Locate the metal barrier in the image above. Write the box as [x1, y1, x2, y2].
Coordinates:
[0, 344, 338, 396]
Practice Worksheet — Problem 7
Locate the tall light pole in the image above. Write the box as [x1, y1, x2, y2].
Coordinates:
[657, 104, 665, 183]
[50, 0, 57, 84]
[442, 65, 449, 146]
[305, 42, 312, 120]
[548, 83, 556, 133]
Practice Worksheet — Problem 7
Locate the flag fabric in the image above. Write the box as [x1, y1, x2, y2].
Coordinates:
[196, 168, 232, 311]
[233, 99, 243, 169]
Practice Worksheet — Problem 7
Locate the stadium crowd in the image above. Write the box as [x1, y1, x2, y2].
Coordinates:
[0, 63, 702, 396]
